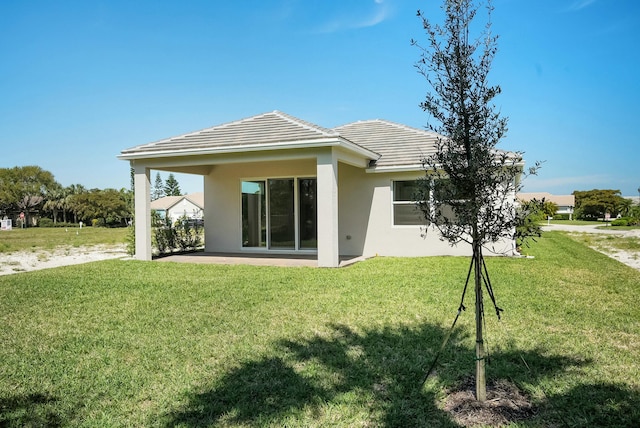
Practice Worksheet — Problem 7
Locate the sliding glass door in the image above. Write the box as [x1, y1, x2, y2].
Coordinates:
[241, 178, 317, 251]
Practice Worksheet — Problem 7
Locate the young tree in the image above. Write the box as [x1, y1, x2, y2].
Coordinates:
[164, 173, 182, 196]
[152, 172, 165, 200]
[412, 0, 539, 400]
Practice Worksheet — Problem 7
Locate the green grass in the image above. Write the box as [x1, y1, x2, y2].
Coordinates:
[546, 219, 599, 226]
[604, 225, 640, 231]
[1, 232, 639, 427]
[0, 227, 127, 253]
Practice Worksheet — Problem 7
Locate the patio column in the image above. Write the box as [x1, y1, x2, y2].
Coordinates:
[133, 162, 152, 261]
[317, 149, 339, 267]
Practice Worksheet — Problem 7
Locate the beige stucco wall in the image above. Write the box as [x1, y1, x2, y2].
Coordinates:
[204, 158, 317, 253]
[338, 164, 475, 257]
[203, 158, 515, 258]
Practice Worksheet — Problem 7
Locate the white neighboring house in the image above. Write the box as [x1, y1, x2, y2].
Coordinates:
[120, 111, 522, 267]
[518, 192, 575, 220]
[150, 192, 204, 223]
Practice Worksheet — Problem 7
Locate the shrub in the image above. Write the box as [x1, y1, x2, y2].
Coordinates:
[175, 216, 203, 252]
[152, 215, 203, 255]
[125, 224, 135, 256]
[611, 218, 628, 226]
[38, 218, 54, 227]
[552, 213, 571, 220]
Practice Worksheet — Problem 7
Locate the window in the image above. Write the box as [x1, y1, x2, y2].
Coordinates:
[432, 178, 465, 224]
[392, 180, 425, 226]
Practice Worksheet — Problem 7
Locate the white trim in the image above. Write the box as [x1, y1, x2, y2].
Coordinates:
[119, 137, 379, 162]
[367, 164, 425, 173]
[390, 179, 425, 227]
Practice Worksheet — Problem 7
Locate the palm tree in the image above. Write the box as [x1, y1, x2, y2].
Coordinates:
[65, 184, 87, 224]
[43, 184, 66, 223]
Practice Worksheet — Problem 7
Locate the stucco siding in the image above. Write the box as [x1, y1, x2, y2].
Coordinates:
[204, 159, 317, 253]
[338, 167, 474, 257]
[203, 158, 514, 259]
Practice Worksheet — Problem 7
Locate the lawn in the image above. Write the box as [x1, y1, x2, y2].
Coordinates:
[1, 232, 639, 427]
[0, 226, 128, 253]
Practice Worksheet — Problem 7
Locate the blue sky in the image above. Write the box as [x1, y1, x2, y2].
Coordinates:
[1, 0, 638, 196]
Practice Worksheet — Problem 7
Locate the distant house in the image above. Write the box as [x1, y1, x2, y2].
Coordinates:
[120, 111, 522, 267]
[625, 196, 640, 206]
[518, 192, 575, 220]
[150, 192, 204, 223]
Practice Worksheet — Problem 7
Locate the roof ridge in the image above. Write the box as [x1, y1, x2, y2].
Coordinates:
[140, 116, 251, 148]
[334, 118, 439, 136]
[271, 110, 338, 137]
[134, 111, 335, 149]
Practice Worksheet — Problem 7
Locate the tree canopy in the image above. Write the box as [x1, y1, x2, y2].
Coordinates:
[573, 189, 627, 220]
[0, 166, 133, 227]
[152, 172, 165, 201]
[164, 173, 182, 196]
[0, 166, 57, 222]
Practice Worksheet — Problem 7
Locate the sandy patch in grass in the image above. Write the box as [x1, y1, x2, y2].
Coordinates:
[0, 245, 129, 275]
[543, 224, 640, 271]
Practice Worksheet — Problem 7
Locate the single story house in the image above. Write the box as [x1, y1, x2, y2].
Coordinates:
[119, 111, 520, 267]
[150, 192, 204, 222]
[518, 192, 575, 220]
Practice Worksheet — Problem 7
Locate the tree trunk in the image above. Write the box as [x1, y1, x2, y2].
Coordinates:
[474, 241, 487, 401]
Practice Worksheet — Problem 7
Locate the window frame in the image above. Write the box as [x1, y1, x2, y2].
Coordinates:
[240, 176, 317, 252]
[391, 179, 426, 227]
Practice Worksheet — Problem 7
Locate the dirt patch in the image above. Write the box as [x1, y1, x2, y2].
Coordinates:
[441, 377, 537, 427]
[0, 245, 129, 276]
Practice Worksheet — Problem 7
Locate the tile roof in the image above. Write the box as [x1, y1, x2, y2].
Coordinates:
[120, 111, 342, 157]
[332, 119, 440, 169]
[150, 192, 204, 210]
[518, 192, 575, 207]
[150, 195, 183, 210]
[120, 111, 446, 170]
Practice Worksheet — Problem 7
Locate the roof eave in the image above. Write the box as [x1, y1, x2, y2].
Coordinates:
[366, 164, 425, 173]
[118, 137, 378, 161]
[366, 159, 525, 174]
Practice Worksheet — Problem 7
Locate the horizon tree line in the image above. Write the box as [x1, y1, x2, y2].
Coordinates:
[0, 166, 183, 227]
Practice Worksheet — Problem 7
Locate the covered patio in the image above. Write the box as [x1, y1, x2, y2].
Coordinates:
[119, 111, 380, 268]
[154, 252, 367, 268]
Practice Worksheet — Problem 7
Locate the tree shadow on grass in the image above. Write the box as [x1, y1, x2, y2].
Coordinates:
[543, 382, 640, 427]
[163, 322, 635, 427]
[0, 393, 68, 427]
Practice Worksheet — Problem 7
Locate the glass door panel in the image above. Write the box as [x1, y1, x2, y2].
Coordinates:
[268, 179, 295, 249]
[298, 178, 317, 249]
[241, 181, 266, 247]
